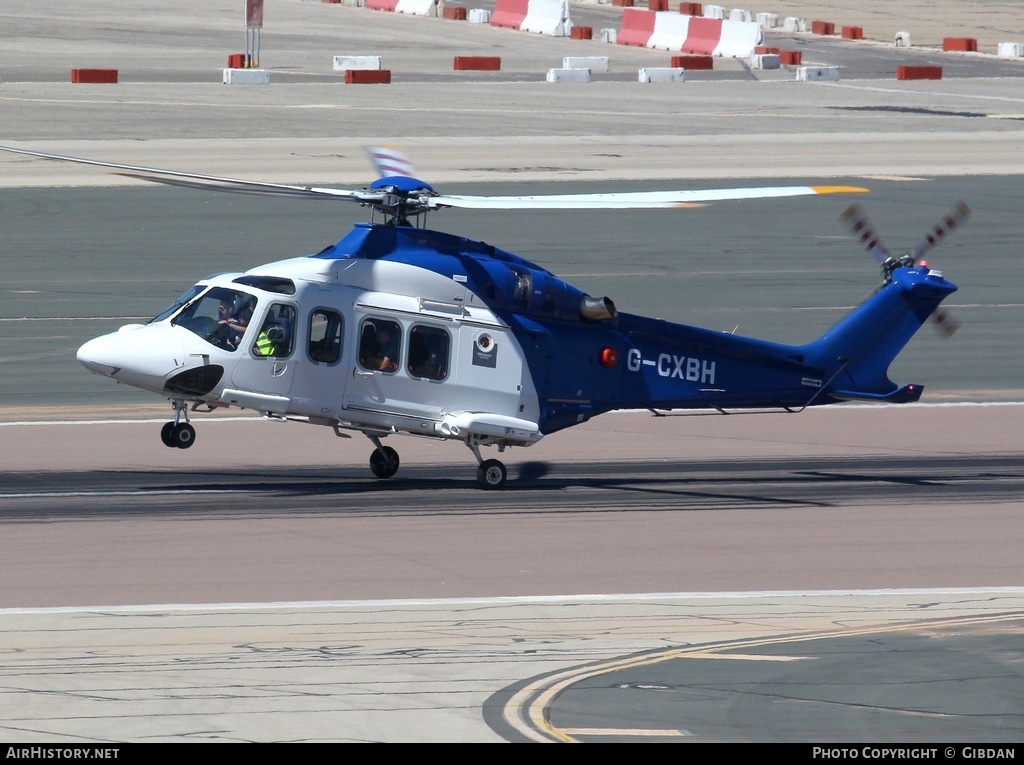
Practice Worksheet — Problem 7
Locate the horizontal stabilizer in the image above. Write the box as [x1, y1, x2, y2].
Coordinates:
[830, 384, 924, 404]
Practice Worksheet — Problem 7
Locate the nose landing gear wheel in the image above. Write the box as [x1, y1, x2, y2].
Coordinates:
[160, 422, 176, 448]
[477, 459, 507, 490]
[369, 446, 400, 479]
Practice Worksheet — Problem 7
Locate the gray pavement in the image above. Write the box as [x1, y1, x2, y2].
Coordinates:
[1, 0, 1023, 744]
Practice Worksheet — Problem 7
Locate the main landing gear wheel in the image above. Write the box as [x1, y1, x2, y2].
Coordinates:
[477, 459, 507, 490]
[161, 422, 196, 449]
[369, 446, 400, 479]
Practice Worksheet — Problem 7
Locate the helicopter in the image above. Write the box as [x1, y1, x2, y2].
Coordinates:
[0, 145, 964, 489]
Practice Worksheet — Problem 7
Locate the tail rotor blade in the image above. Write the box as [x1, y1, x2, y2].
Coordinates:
[840, 204, 891, 264]
[911, 200, 971, 262]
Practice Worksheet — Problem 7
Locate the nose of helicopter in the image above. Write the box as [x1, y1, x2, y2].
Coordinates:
[78, 324, 186, 390]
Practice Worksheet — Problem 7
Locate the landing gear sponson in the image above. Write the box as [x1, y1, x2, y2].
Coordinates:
[364, 434, 509, 489]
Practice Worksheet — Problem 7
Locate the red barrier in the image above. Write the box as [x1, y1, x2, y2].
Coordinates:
[671, 54, 713, 69]
[71, 69, 118, 83]
[649, 0, 668, 10]
[841, 26, 863, 40]
[443, 5, 466, 19]
[618, 7, 656, 46]
[779, 50, 802, 65]
[345, 69, 392, 83]
[897, 65, 942, 80]
[228, 53, 247, 68]
[943, 37, 978, 51]
[490, 0, 529, 29]
[679, 2, 702, 14]
[454, 56, 501, 70]
[681, 17, 722, 54]
[612, 0, 635, 6]
[365, 0, 399, 9]
[570, 26, 593, 39]
[811, 20, 835, 35]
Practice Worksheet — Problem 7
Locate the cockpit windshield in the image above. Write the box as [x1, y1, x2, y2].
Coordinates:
[150, 285, 205, 324]
[170, 287, 258, 351]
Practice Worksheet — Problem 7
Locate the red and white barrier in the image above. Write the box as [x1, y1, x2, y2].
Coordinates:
[365, 0, 437, 15]
[491, 0, 571, 36]
[618, 10, 761, 56]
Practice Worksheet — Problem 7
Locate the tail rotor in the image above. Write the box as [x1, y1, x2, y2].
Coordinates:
[840, 201, 970, 337]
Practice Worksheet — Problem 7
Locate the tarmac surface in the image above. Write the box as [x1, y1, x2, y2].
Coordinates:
[1, 0, 1023, 744]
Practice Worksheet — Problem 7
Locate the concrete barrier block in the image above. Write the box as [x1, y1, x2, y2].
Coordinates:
[728, 9, 752, 22]
[600, 28, 618, 43]
[547, 68, 592, 82]
[71, 68, 118, 84]
[454, 56, 501, 70]
[998, 42, 1024, 57]
[639, 67, 685, 82]
[223, 68, 270, 84]
[344, 69, 391, 83]
[468, 8, 490, 22]
[703, 4, 725, 20]
[333, 55, 382, 71]
[756, 12, 777, 28]
[894, 30, 911, 47]
[796, 65, 840, 81]
[943, 37, 978, 52]
[897, 65, 942, 80]
[564, 56, 609, 71]
[750, 53, 780, 69]
[670, 54, 712, 69]
[783, 17, 807, 33]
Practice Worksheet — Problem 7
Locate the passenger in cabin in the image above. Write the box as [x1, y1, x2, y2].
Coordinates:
[360, 320, 399, 372]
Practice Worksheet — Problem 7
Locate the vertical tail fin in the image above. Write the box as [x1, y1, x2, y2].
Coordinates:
[802, 265, 957, 402]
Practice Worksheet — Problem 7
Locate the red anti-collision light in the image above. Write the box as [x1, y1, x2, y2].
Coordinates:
[600, 347, 619, 368]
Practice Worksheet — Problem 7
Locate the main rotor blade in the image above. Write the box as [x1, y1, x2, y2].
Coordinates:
[0, 145, 371, 202]
[428, 185, 867, 210]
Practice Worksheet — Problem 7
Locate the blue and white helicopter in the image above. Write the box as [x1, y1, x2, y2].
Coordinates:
[2, 145, 966, 488]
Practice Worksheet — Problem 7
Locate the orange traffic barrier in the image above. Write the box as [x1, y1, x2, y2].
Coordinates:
[811, 20, 835, 35]
[454, 56, 500, 70]
[943, 37, 978, 52]
[842, 26, 863, 40]
[71, 69, 117, 83]
[671, 54, 713, 69]
[897, 65, 942, 80]
[570, 26, 593, 39]
[443, 5, 466, 19]
[345, 69, 392, 83]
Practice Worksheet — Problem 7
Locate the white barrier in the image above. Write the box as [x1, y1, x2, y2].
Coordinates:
[756, 12, 777, 29]
[223, 68, 270, 85]
[546, 68, 591, 82]
[522, 0, 571, 36]
[997, 42, 1023, 57]
[895, 30, 911, 47]
[647, 13, 690, 51]
[333, 56, 382, 71]
[564, 56, 609, 71]
[783, 17, 807, 32]
[468, 8, 490, 23]
[796, 65, 840, 81]
[715, 19, 762, 57]
[750, 53, 780, 69]
[728, 9, 752, 22]
[639, 67, 684, 82]
[396, 0, 437, 15]
[703, 4, 725, 20]
[600, 28, 617, 43]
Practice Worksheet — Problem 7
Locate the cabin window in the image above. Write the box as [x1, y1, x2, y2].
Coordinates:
[407, 325, 450, 381]
[171, 286, 257, 352]
[358, 318, 401, 373]
[308, 309, 343, 364]
[252, 303, 296, 358]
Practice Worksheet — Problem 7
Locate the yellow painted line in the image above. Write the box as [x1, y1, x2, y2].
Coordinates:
[811, 185, 870, 194]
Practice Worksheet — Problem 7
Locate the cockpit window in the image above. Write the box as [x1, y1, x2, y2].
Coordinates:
[150, 285, 205, 324]
[171, 287, 258, 351]
[252, 303, 296, 358]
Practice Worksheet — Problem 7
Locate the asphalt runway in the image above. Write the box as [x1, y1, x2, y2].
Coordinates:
[1, 0, 1023, 744]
